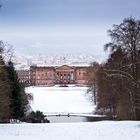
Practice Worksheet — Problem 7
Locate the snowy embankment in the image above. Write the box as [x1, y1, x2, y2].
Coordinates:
[0, 121, 139, 140]
[26, 86, 95, 114]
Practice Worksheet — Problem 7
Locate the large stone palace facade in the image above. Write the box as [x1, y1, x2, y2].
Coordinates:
[17, 65, 90, 86]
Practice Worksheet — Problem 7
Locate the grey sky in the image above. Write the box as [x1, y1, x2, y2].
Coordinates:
[0, 0, 139, 57]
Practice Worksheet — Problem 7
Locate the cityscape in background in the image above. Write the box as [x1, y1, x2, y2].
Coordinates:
[14, 53, 106, 70]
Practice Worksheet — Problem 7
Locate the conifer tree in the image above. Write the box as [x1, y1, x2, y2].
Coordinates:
[0, 41, 29, 121]
[0, 49, 11, 122]
[6, 61, 28, 120]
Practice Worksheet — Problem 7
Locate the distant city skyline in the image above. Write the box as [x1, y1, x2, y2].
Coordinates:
[0, 0, 139, 59]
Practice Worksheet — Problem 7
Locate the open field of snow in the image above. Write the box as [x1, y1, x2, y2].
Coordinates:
[26, 86, 95, 114]
[0, 121, 140, 140]
[1, 87, 139, 140]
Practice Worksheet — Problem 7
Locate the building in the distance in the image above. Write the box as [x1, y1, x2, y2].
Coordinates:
[17, 65, 90, 86]
[30, 65, 89, 86]
[17, 69, 30, 86]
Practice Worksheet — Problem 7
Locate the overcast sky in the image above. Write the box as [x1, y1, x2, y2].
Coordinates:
[0, 0, 139, 57]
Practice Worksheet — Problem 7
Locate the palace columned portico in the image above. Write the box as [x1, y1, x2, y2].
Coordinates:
[55, 72, 75, 84]
[55, 65, 75, 84]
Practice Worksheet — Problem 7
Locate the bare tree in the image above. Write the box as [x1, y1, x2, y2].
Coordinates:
[87, 62, 100, 105]
[104, 17, 140, 119]
[88, 17, 140, 120]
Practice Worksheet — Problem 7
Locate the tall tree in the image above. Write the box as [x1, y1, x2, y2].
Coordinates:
[104, 17, 140, 119]
[6, 61, 28, 120]
[0, 47, 11, 122]
[88, 17, 140, 120]
[87, 62, 100, 105]
[0, 41, 29, 121]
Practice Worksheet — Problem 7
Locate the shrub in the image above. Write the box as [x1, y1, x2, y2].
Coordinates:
[24, 111, 50, 123]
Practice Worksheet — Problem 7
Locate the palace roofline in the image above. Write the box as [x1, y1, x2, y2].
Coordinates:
[31, 64, 90, 68]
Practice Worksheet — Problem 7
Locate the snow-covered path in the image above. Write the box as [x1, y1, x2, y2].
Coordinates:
[0, 121, 140, 140]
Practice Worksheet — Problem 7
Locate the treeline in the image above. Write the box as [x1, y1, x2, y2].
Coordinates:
[0, 42, 29, 122]
[88, 17, 140, 120]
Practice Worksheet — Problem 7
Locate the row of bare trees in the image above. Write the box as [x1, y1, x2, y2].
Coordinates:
[88, 17, 140, 120]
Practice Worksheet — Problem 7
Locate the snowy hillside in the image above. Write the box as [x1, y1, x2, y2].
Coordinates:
[26, 86, 95, 114]
[0, 121, 139, 140]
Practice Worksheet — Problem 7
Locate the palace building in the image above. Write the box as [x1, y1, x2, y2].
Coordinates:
[30, 65, 89, 86]
[17, 65, 90, 86]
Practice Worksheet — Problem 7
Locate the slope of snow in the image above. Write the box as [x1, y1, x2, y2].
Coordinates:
[26, 86, 95, 114]
[0, 121, 139, 140]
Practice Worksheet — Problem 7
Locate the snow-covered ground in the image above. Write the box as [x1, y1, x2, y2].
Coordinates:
[0, 121, 140, 140]
[0, 86, 139, 140]
[26, 86, 95, 114]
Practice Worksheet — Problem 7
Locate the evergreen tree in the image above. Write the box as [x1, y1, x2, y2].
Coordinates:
[6, 61, 28, 120]
[0, 42, 29, 122]
[0, 50, 11, 122]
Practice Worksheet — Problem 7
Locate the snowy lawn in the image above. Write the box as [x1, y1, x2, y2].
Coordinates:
[0, 121, 140, 140]
[1, 87, 139, 140]
[26, 86, 95, 114]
